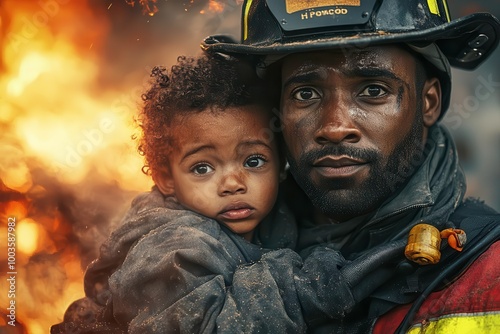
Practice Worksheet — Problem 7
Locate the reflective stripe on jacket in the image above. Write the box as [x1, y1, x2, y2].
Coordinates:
[373, 241, 500, 333]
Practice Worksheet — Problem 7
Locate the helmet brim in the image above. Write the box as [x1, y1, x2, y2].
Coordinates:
[202, 13, 500, 71]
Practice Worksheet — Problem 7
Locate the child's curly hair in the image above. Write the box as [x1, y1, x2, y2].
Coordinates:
[136, 54, 277, 177]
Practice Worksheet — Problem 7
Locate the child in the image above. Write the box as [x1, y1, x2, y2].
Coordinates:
[140, 55, 285, 242]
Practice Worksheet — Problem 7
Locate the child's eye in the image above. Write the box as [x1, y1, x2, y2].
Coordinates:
[244, 156, 266, 168]
[191, 163, 214, 175]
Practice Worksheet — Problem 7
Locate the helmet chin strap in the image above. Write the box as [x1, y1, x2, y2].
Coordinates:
[256, 54, 288, 78]
[406, 43, 451, 79]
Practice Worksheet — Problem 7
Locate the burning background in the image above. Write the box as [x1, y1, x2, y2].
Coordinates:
[0, 1, 498, 333]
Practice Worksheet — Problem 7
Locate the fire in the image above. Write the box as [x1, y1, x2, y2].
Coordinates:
[16, 219, 39, 256]
[0, 0, 242, 333]
[126, 0, 159, 16]
[127, 0, 231, 16]
[208, 0, 226, 13]
[0, 1, 152, 333]
[7, 53, 49, 97]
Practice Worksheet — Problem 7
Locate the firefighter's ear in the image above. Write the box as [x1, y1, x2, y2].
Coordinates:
[153, 167, 175, 196]
[422, 77, 441, 127]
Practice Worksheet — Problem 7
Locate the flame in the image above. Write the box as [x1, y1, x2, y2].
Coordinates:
[126, 0, 226, 16]
[7, 53, 50, 97]
[126, 0, 159, 16]
[208, 0, 226, 13]
[0, 1, 152, 333]
[1, 2, 150, 191]
[16, 219, 39, 256]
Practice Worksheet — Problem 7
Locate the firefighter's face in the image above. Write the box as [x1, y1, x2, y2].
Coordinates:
[280, 45, 441, 221]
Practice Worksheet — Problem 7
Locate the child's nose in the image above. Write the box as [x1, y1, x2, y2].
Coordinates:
[218, 171, 247, 196]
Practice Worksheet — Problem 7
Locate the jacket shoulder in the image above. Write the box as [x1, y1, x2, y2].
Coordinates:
[450, 197, 499, 222]
[373, 241, 500, 333]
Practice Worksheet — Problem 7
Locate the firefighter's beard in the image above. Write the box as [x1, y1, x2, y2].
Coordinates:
[287, 113, 425, 222]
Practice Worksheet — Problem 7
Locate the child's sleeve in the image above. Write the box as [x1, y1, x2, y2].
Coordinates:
[108, 221, 356, 333]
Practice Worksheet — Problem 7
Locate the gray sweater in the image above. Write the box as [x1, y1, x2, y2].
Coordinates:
[52, 188, 352, 333]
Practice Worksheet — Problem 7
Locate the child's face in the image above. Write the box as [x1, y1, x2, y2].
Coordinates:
[166, 105, 281, 240]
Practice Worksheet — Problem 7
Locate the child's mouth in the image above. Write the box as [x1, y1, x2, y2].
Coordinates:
[219, 203, 255, 220]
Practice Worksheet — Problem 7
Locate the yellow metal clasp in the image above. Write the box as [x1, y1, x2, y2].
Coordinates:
[405, 223, 467, 265]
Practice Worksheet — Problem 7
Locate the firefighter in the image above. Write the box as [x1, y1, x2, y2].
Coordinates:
[202, 1, 500, 332]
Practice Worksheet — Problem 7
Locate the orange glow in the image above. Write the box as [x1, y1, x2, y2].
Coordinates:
[208, 0, 225, 13]
[126, 0, 159, 16]
[0, 1, 151, 333]
[3, 201, 28, 220]
[17, 218, 39, 256]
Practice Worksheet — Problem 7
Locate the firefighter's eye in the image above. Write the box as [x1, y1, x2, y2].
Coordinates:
[359, 85, 387, 97]
[292, 88, 320, 101]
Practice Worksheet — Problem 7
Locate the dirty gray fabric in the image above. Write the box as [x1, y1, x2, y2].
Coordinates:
[55, 188, 357, 334]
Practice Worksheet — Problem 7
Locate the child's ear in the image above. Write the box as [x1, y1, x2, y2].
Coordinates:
[153, 168, 175, 196]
